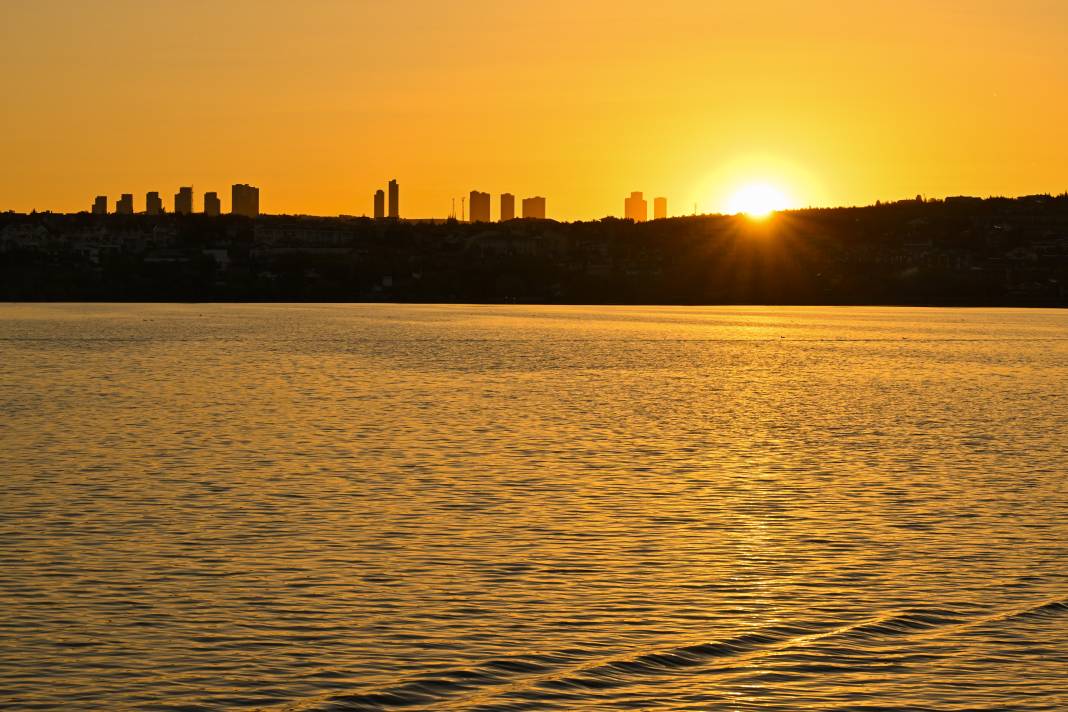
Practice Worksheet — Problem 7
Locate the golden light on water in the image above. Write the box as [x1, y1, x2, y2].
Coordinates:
[3, 304, 1068, 708]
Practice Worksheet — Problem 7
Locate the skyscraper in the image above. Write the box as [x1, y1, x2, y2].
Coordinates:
[204, 192, 221, 216]
[522, 196, 546, 219]
[146, 192, 163, 215]
[500, 193, 515, 222]
[624, 191, 647, 222]
[469, 190, 491, 222]
[175, 187, 194, 215]
[653, 196, 667, 220]
[388, 179, 399, 218]
[116, 193, 134, 215]
[373, 189, 385, 219]
[231, 184, 260, 217]
[92, 196, 107, 215]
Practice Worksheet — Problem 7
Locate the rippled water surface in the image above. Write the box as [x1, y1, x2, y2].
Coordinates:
[2, 303, 1067, 711]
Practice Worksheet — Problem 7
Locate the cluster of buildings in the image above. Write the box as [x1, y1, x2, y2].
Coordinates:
[461, 191, 666, 223]
[624, 192, 668, 222]
[368, 180, 547, 223]
[88, 179, 661, 224]
[372, 179, 400, 219]
[464, 192, 546, 222]
[90, 184, 260, 217]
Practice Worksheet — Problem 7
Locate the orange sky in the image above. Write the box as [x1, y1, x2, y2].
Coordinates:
[2, 0, 1067, 220]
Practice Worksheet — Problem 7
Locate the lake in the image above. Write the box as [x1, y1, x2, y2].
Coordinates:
[2, 303, 1067, 710]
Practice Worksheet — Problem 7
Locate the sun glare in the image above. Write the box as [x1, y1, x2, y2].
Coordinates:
[726, 182, 791, 218]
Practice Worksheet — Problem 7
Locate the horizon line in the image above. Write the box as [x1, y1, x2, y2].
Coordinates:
[6, 190, 1068, 224]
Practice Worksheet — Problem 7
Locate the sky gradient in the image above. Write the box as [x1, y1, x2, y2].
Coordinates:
[2, 0, 1067, 220]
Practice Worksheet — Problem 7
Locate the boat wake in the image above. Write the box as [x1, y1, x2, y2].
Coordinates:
[269, 595, 1068, 711]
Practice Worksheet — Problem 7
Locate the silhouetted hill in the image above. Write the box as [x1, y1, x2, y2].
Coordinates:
[2, 195, 1067, 305]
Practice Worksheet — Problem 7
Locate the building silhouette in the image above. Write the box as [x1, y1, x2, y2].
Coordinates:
[92, 196, 107, 215]
[373, 189, 385, 219]
[469, 190, 491, 223]
[653, 196, 667, 220]
[146, 192, 163, 215]
[116, 193, 134, 215]
[204, 192, 221, 217]
[625, 191, 647, 222]
[522, 196, 546, 219]
[500, 193, 515, 222]
[388, 179, 399, 218]
[175, 187, 194, 215]
[231, 184, 259, 217]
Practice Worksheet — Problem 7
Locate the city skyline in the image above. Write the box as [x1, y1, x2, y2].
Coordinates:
[84, 184, 262, 217]
[70, 180, 1068, 222]
[3, 2, 1067, 220]
[81, 179, 567, 222]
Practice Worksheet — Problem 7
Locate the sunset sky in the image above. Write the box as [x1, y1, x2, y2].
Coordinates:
[2, 0, 1067, 220]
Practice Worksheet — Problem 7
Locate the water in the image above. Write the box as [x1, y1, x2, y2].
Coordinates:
[1, 303, 1067, 711]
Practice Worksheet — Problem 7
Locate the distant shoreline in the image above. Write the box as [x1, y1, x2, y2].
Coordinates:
[3, 196, 1066, 308]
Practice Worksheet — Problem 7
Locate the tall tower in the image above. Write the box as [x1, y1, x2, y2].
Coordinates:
[92, 196, 107, 215]
[500, 193, 515, 221]
[175, 187, 194, 215]
[469, 190, 491, 222]
[204, 192, 221, 216]
[387, 179, 399, 218]
[624, 191, 647, 222]
[373, 189, 385, 219]
[231, 184, 260, 217]
[145, 192, 163, 215]
[653, 196, 667, 220]
[521, 196, 546, 219]
[116, 194, 134, 214]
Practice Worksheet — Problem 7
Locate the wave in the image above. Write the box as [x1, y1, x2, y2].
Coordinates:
[271, 595, 1068, 711]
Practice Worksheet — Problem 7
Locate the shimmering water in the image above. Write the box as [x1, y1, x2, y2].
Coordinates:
[2, 303, 1067, 711]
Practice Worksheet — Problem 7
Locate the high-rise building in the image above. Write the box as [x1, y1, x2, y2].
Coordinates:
[116, 193, 134, 215]
[231, 184, 260, 217]
[175, 187, 194, 215]
[388, 179, 399, 218]
[146, 192, 163, 215]
[469, 190, 491, 222]
[373, 189, 385, 219]
[625, 191, 647, 222]
[522, 196, 546, 219]
[653, 196, 667, 220]
[500, 193, 515, 222]
[92, 196, 107, 215]
[204, 192, 221, 216]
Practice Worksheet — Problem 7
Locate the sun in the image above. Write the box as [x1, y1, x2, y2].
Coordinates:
[726, 182, 791, 218]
